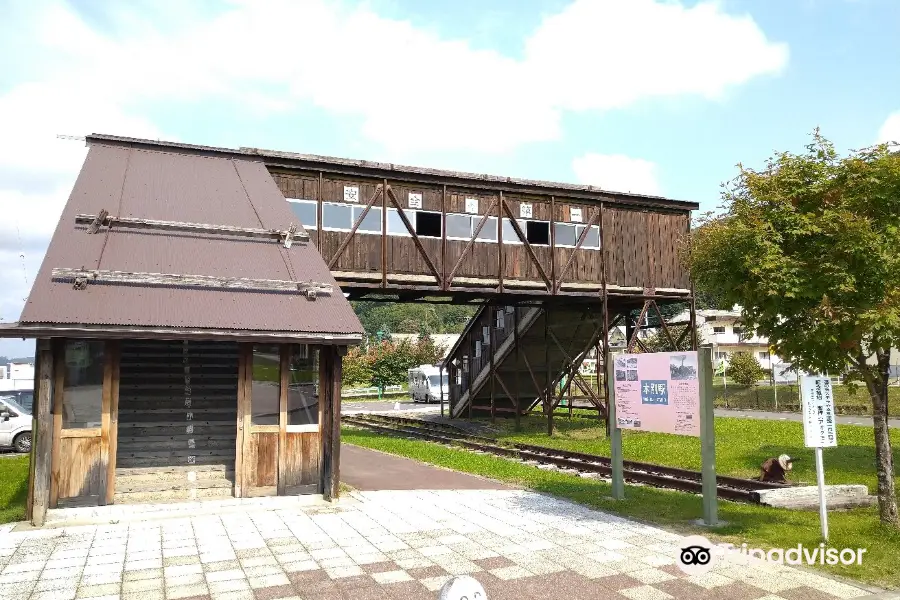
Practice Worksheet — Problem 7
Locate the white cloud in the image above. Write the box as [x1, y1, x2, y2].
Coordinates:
[877, 111, 900, 143]
[0, 0, 786, 338]
[571, 153, 662, 196]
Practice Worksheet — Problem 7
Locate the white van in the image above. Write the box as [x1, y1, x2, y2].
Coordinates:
[0, 395, 32, 453]
[408, 365, 449, 403]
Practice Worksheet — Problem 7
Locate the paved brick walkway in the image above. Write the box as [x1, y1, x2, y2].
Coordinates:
[341, 444, 511, 491]
[0, 490, 875, 600]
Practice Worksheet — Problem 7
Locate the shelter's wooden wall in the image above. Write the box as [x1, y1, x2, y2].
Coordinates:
[282, 432, 319, 490]
[248, 431, 278, 490]
[270, 171, 691, 293]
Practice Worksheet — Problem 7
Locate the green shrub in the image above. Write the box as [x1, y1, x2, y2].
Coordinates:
[728, 351, 765, 386]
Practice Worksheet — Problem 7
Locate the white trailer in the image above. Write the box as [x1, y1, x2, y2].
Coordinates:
[407, 364, 449, 403]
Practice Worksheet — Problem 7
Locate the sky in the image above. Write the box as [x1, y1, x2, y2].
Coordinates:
[1, 0, 899, 358]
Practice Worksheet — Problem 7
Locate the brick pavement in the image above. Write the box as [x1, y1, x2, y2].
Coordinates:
[0, 489, 875, 600]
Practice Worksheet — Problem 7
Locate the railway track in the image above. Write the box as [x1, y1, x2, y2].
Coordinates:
[343, 413, 789, 504]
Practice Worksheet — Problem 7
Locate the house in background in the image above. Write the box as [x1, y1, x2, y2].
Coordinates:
[673, 308, 783, 371]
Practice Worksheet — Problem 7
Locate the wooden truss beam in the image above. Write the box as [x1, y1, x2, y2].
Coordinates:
[446, 198, 499, 288]
[76, 213, 308, 246]
[501, 202, 551, 290]
[52, 268, 333, 298]
[385, 186, 442, 286]
[328, 185, 383, 268]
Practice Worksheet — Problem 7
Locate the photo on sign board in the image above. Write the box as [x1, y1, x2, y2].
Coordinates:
[615, 356, 627, 370]
[626, 370, 638, 381]
[626, 357, 638, 368]
[670, 354, 698, 380]
[615, 369, 627, 382]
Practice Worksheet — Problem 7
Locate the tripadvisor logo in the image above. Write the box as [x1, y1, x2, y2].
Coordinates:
[676, 535, 867, 574]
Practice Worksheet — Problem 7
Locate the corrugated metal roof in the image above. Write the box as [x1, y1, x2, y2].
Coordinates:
[19, 143, 364, 339]
[86, 134, 699, 211]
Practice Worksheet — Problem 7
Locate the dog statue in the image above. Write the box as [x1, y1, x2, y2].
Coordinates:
[759, 454, 796, 483]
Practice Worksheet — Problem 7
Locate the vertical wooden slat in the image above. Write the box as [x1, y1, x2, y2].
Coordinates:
[332, 347, 343, 499]
[490, 305, 496, 424]
[498, 193, 504, 293]
[545, 305, 553, 436]
[441, 185, 447, 291]
[235, 343, 250, 498]
[49, 339, 65, 509]
[99, 340, 113, 505]
[30, 339, 54, 527]
[382, 179, 388, 288]
[106, 341, 120, 504]
[316, 172, 323, 247]
[550, 196, 556, 294]
[277, 345, 289, 496]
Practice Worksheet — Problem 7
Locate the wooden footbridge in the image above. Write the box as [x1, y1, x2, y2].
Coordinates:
[87, 135, 699, 424]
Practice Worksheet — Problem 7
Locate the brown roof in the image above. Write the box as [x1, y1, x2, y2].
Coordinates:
[16, 142, 363, 342]
[87, 134, 699, 212]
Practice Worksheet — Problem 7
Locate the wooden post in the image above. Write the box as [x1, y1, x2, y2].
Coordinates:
[382, 179, 388, 288]
[321, 346, 343, 501]
[514, 307, 521, 432]
[468, 336, 474, 421]
[316, 171, 324, 248]
[49, 340, 65, 508]
[549, 196, 556, 294]
[234, 343, 250, 498]
[498, 193, 504, 294]
[545, 304, 553, 436]
[439, 362, 445, 418]
[277, 345, 289, 496]
[102, 340, 120, 505]
[441, 185, 448, 292]
[31, 339, 54, 527]
[490, 305, 496, 424]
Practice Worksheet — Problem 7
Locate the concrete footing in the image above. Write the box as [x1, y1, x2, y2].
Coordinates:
[757, 484, 876, 510]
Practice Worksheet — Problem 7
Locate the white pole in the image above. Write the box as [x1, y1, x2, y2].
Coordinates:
[815, 446, 829, 541]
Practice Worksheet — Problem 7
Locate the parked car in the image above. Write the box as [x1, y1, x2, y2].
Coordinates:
[2, 390, 33, 414]
[0, 395, 32, 453]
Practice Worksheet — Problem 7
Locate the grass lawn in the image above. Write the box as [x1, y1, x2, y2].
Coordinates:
[0, 455, 29, 525]
[486, 415, 900, 492]
[343, 417, 900, 588]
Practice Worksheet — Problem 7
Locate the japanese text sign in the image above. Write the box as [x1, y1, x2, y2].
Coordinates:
[613, 351, 700, 437]
[801, 375, 838, 448]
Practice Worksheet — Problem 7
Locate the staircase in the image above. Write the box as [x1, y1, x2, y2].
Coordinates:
[447, 303, 604, 419]
[114, 340, 238, 504]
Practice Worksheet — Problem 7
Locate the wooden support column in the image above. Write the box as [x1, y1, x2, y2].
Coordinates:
[102, 340, 120, 505]
[277, 345, 289, 496]
[30, 339, 54, 527]
[382, 179, 388, 288]
[49, 340, 65, 508]
[513, 307, 521, 432]
[489, 305, 496, 424]
[468, 336, 474, 421]
[235, 343, 251, 498]
[545, 304, 553, 436]
[321, 345, 344, 501]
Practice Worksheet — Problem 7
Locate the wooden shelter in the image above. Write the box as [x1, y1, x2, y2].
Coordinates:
[0, 141, 363, 526]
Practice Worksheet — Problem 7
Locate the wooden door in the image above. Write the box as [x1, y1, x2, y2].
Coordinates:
[50, 339, 119, 508]
[238, 344, 321, 497]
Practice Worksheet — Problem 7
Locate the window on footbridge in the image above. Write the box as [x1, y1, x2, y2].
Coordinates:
[525, 220, 550, 246]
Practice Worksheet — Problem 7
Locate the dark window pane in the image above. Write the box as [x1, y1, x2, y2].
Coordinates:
[476, 217, 498, 241]
[322, 204, 352, 230]
[287, 200, 317, 229]
[62, 340, 104, 428]
[251, 345, 280, 426]
[554, 223, 576, 246]
[446, 214, 472, 238]
[352, 206, 382, 233]
[526, 221, 550, 245]
[288, 345, 319, 427]
[415, 211, 442, 237]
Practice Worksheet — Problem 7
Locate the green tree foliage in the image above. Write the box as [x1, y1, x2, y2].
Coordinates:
[640, 326, 699, 352]
[352, 301, 476, 337]
[684, 131, 900, 526]
[727, 352, 765, 386]
[342, 337, 446, 388]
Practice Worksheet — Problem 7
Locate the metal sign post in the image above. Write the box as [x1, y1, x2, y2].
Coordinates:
[801, 374, 838, 542]
[606, 353, 625, 500]
[698, 345, 718, 526]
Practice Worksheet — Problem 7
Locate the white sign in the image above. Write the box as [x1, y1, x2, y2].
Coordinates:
[801, 375, 837, 448]
[519, 203, 533, 219]
[570, 207, 583, 222]
[343, 185, 360, 203]
[408, 192, 422, 209]
[465, 197, 479, 214]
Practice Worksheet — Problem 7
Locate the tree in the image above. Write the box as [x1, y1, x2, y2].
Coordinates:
[641, 325, 699, 352]
[727, 352, 765, 387]
[684, 131, 900, 527]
